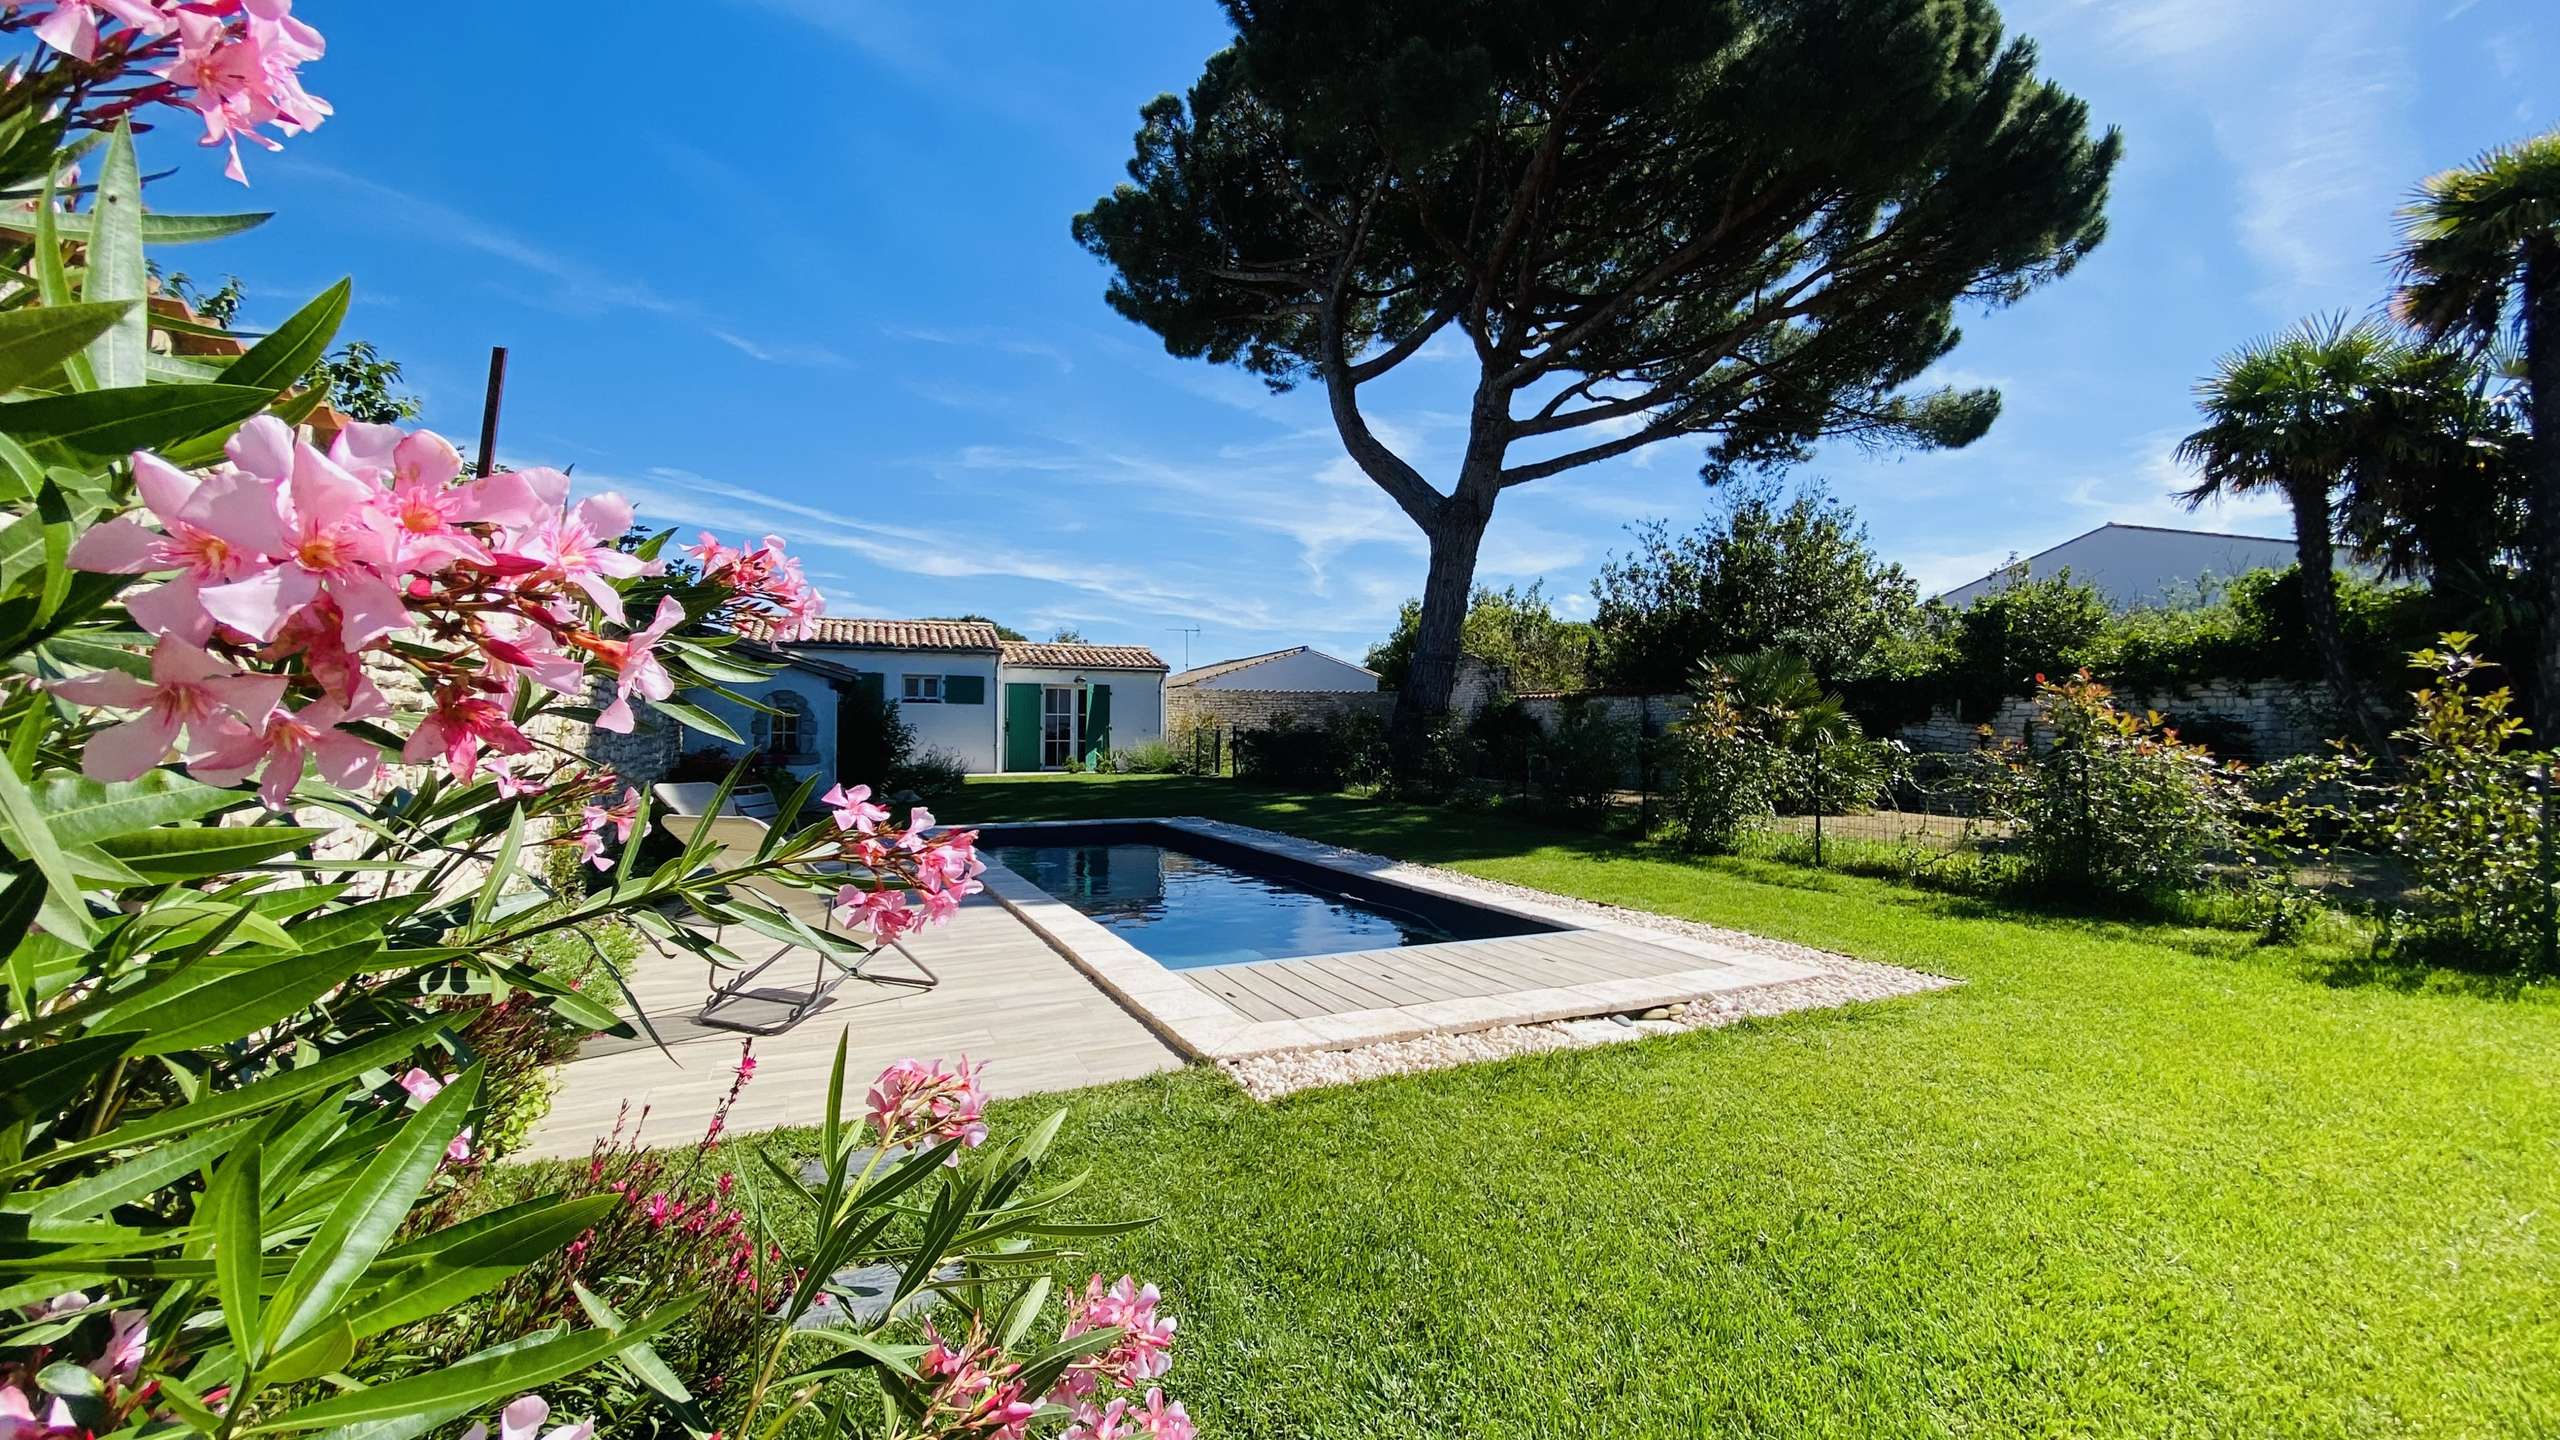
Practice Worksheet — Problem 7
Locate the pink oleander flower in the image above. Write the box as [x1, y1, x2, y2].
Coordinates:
[459, 1394, 593, 1440]
[916, 1324, 1036, 1440]
[528, 491, 650, 623]
[1132, 1389, 1193, 1440]
[1051, 1276, 1177, 1405]
[862, 1055, 988, 1153]
[50, 635, 286, 782]
[85, 1307, 148, 1388]
[404, 690, 532, 783]
[592, 595, 681, 733]
[489, 760, 544, 798]
[345, 427, 496, 573]
[189, 695, 380, 809]
[822, 782, 889, 834]
[31, 0, 174, 62]
[157, 2, 330, 184]
[0, 1381, 80, 1438]
[832, 885, 920, 946]
[446, 1126, 475, 1165]
[198, 427, 406, 649]
[396, 1067, 447, 1104]
[72, 446, 292, 646]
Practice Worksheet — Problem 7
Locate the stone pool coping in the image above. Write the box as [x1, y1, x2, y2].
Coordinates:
[971, 816, 1826, 1061]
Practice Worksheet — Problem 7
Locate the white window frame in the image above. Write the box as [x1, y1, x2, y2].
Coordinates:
[765, 694, 805, 757]
[901, 674, 944, 704]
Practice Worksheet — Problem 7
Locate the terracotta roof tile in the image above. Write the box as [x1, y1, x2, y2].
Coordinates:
[798, 618, 1003, 652]
[999, 641, 1168, 671]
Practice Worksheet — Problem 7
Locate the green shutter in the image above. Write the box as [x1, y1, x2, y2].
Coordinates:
[1003, 683, 1044, 772]
[944, 673, 986, 705]
[1082, 684, 1112, 765]
[855, 672, 886, 703]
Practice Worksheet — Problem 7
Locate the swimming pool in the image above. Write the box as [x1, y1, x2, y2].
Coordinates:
[979, 821, 1560, 969]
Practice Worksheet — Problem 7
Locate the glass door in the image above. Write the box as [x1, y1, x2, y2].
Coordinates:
[1041, 685, 1077, 768]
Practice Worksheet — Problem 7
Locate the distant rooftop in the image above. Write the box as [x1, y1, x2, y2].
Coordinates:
[1000, 640, 1168, 671]
[1936, 522, 2305, 612]
[796, 618, 1002, 652]
[1168, 645, 1377, 688]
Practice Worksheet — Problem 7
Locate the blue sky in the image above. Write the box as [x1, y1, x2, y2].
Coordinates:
[142, 0, 2550, 671]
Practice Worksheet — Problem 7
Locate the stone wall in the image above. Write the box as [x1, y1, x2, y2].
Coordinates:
[1896, 677, 2333, 761]
[1514, 690, 1693, 740]
[1166, 686, 1396, 735]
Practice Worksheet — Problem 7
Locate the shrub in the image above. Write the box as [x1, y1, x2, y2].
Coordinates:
[1969, 671, 2253, 898]
[0, 30, 1184, 1436]
[1541, 698, 1632, 822]
[1658, 685, 1790, 853]
[1104, 739, 1185, 774]
[1233, 708, 1390, 789]
[2322, 636, 2552, 970]
[460, 920, 638, 1162]
[890, 744, 972, 800]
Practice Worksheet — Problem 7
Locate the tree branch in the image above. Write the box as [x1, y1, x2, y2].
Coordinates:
[1346, 291, 1465, 384]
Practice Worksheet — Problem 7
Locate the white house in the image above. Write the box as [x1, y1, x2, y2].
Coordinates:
[1937, 523, 2308, 612]
[691, 619, 1168, 780]
[1167, 646, 1379, 693]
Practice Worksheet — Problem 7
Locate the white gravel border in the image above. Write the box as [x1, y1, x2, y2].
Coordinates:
[1216, 848, 1956, 1100]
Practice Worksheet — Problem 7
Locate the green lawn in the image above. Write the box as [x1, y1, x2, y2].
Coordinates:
[768, 775, 2560, 1437]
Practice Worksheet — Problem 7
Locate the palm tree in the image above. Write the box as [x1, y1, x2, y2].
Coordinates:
[2395, 127, 2560, 723]
[2336, 344, 2526, 619]
[2176, 317, 2401, 755]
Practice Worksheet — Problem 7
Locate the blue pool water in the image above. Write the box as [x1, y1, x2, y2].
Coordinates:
[983, 828, 1551, 970]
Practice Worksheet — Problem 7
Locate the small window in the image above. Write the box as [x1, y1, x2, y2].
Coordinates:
[902, 674, 943, 704]
[757, 688, 813, 761]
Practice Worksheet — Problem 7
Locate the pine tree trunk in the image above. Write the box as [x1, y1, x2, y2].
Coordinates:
[1389, 498, 1493, 762]
[2524, 238, 2560, 736]
[2290, 476, 2391, 757]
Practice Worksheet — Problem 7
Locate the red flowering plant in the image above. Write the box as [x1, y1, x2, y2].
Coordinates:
[0, 21, 1125, 1440]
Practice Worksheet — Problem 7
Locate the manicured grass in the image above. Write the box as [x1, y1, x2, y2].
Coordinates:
[758, 775, 2560, 1437]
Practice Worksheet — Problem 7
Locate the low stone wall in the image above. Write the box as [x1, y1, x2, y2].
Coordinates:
[1897, 678, 2333, 762]
[1514, 690, 1693, 739]
[1167, 687, 1396, 735]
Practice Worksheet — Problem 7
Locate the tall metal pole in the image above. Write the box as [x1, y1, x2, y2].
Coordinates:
[473, 346, 509, 478]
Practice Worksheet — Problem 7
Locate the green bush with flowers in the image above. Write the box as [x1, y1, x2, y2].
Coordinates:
[0, 8, 1193, 1439]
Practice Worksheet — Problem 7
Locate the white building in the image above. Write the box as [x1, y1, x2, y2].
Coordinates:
[1937, 523, 2307, 612]
[691, 619, 1167, 780]
[1167, 645, 1379, 693]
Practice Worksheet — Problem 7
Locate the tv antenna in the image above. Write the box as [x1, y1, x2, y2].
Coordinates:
[1166, 625, 1202, 670]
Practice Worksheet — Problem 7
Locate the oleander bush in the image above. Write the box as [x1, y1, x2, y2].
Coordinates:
[1538, 697, 1632, 823]
[0, 11, 1190, 1438]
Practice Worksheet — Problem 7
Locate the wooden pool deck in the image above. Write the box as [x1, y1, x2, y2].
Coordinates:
[522, 891, 1186, 1160]
[1181, 930, 1743, 1023]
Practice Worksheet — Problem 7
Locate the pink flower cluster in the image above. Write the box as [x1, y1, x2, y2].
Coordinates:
[685, 531, 821, 641]
[54, 416, 822, 806]
[1053, 1277, 1178, 1402]
[862, 1054, 989, 1153]
[915, 1322, 1039, 1440]
[907, 1273, 1190, 1440]
[26, 0, 328, 183]
[826, 790, 986, 942]
[574, 784, 640, 871]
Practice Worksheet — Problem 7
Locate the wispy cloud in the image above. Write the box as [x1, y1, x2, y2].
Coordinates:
[883, 325, 1075, 374]
[2053, 1, 2417, 310]
[272, 160, 855, 369]
[710, 330, 849, 368]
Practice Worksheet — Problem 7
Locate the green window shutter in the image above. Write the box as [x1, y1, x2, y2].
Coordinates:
[1082, 684, 1112, 765]
[855, 672, 886, 703]
[944, 674, 986, 705]
[1003, 684, 1044, 772]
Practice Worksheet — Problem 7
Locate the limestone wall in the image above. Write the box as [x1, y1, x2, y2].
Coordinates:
[1896, 678, 2334, 762]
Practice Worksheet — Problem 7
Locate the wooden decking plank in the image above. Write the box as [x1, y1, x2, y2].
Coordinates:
[1183, 968, 1295, 1022]
[1329, 951, 1481, 1003]
[1455, 936, 1630, 986]
[1291, 954, 1432, 1009]
[1408, 941, 1577, 994]
[1241, 960, 1379, 1017]
[1217, 962, 1334, 1019]
[1514, 933, 1685, 980]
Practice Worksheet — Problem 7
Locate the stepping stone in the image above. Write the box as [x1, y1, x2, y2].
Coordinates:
[786, 1261, 961, 1330]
